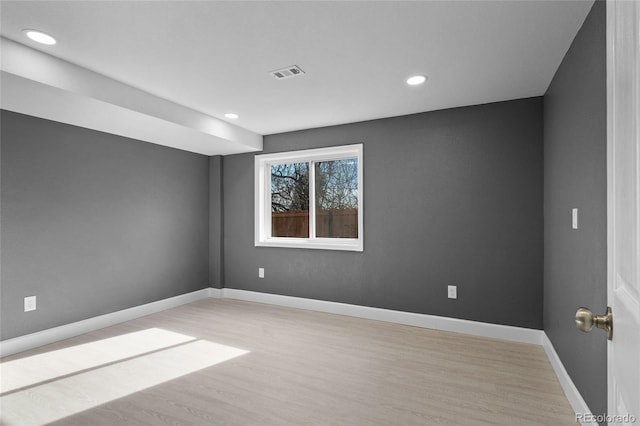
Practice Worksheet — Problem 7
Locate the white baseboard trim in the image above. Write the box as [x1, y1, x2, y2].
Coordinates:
[0, 285, 593, 424]
[0, 288, 211, 358]
[541, 333, 595, 424]
[220, 288, 544, 345]
[208, 287, 224, 298]
[223, 288, 593, 421]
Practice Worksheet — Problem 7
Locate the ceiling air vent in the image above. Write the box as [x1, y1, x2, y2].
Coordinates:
[270, 65, 305, 80]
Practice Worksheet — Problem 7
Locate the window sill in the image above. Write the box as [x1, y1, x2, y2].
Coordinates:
[255, 237, 363, 252]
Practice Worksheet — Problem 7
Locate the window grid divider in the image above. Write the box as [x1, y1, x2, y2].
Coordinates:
[309, 161, 317, 240]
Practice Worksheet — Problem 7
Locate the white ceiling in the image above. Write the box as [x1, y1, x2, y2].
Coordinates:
[1, 0, 593, 152]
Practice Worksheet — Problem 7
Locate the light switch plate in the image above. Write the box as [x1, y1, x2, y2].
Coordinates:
[24, 296, 37, 312]
[448, 285, 457, 299]
[572, 208, 579, 229]
[258, 267, 265, 278]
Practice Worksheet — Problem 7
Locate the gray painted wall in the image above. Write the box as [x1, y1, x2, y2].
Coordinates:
[0, 111, 210, 340]
[224, 98, 544, 329]
[543, 0, 607, 418]
[209, 155, 224, 288]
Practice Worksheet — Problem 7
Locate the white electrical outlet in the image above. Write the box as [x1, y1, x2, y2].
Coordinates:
[24, 296, 37, 312]
[258, 267, 265, 278]
[447, 286, 457, 299]
[572, 208, 579, 229]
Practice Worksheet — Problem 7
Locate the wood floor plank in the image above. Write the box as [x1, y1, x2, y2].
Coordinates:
[0, 299, 577, 425]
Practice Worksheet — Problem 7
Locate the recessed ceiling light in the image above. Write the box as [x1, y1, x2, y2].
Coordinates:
[23, 29, 57, 45]
[406, 75, 427, 86]
[224, 113, 239, 119]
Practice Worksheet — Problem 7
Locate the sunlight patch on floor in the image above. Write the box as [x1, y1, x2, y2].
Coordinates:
[0, 329, 249, 426]
[0, 328, 195, 394]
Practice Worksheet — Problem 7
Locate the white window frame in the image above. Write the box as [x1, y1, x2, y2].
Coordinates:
[255, 144, 363, 252]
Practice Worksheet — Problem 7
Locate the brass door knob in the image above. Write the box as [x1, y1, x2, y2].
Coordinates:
[575, 306, 613, 340]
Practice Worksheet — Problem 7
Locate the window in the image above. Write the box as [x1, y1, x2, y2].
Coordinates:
[255, 144, 363, 251]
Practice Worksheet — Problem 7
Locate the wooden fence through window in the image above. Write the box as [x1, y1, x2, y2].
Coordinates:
[272, 208, 358, 238]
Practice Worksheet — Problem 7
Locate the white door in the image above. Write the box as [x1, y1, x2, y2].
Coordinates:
[607, 0, 640, 424]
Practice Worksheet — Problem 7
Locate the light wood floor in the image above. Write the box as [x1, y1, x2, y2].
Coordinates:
[1, 298, 577, 425]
